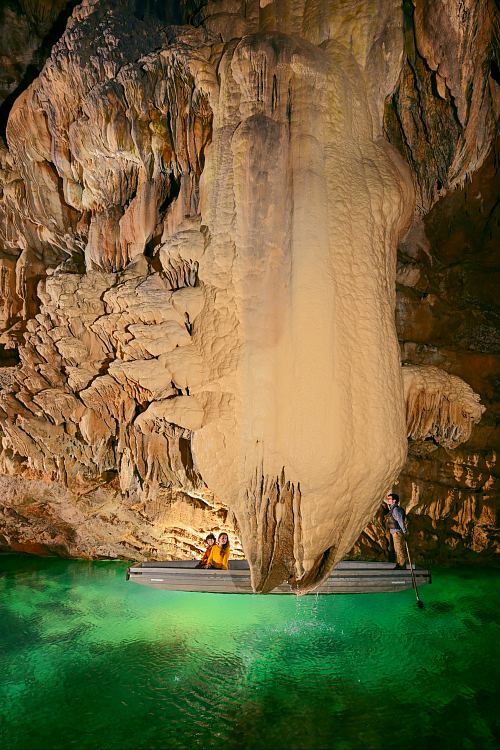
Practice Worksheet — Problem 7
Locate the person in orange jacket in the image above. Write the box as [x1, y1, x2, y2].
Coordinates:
[196, 533, 216, 568]
[206, 532, 231, 570]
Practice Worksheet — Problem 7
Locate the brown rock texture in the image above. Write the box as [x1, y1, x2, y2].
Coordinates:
[384, 0, 498, 212]
[372, 141, 499, 565]
[0, 0, 498, 588]
[0, 2, 75, 116]
[351, 137, 499, 565]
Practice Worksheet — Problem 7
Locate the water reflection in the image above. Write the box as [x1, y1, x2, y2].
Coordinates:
[0, 556, 498, 750]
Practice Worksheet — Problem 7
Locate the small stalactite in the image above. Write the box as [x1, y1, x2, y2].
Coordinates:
[403, 365, 485, 449]
[243, 464, 300, 593]
[161, 257, 198, 290]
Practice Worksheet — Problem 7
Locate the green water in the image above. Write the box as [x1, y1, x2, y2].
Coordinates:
[0, 557, 498, 750]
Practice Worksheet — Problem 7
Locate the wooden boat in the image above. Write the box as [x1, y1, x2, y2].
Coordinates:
[126, 560, 432, 595]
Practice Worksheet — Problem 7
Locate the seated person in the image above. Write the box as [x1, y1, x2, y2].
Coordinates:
[206, 532, 230, 570]
[196, 533, 216, 568]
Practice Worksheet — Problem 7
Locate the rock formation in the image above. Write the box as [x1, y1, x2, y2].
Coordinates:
[0, 1, 497, 589]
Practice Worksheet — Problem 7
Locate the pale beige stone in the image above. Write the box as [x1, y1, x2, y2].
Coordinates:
[403, 365, 485, 449]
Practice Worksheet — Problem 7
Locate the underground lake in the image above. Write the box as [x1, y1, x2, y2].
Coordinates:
[0, 555, 498, 750]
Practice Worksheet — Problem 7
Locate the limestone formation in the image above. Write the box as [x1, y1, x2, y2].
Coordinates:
[403, 365, 485, 449]
[384, 0, 498, 211]
[389, 141, 499, 567]
[0, 1, 497, 589]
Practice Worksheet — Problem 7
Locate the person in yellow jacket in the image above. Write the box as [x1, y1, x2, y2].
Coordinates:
[196, 533, 216, 568]
[206, 532, 230, 570]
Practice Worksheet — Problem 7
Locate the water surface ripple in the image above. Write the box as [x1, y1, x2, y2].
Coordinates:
[0, 556, 498, 750]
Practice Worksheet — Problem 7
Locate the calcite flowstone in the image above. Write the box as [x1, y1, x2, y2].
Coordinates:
[0, 472, 240, 561]
[0, 0, 495, 590]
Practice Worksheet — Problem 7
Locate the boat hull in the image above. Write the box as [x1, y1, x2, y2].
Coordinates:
[126, 560, 432, 595]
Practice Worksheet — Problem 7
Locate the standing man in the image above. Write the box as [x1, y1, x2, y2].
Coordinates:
[384, 493, 408, 569]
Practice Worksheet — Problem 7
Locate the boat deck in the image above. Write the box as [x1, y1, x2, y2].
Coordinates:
[126, 560, 432, 595]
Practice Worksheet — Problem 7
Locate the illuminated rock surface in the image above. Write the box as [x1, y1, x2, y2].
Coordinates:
[0, 0, 497, 588]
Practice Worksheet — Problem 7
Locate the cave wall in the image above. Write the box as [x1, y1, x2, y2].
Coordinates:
[349, 0, 499, 564]
[351, 142, 499, 564]
[0, 0, 498, 578]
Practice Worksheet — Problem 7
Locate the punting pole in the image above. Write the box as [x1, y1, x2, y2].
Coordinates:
[404, 538, 424, 609]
